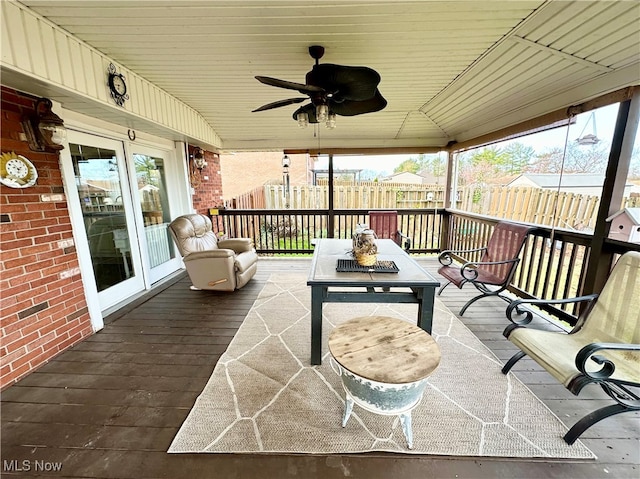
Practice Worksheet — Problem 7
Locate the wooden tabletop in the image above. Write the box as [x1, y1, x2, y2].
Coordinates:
[328, 316, 441, 384]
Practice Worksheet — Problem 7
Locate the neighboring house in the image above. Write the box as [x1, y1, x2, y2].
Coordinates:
[416, 170, 446, 185]
[507, 173, 634, 197]
[381, 171, 426, 184]
[607, 208, 640, 244]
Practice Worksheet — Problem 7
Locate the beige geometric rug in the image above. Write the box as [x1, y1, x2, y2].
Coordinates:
[168, 274, 595, 459]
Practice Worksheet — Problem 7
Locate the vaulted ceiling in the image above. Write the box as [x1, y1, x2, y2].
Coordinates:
[17, 0, 640, 152]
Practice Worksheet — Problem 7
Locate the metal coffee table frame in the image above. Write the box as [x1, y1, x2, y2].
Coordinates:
[307, 239, 440, 365]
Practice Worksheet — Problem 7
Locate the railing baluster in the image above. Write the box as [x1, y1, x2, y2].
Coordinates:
[213, 207, 637, 324]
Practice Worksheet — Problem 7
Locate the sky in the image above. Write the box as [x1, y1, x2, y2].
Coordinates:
[314, 103, 638, 175]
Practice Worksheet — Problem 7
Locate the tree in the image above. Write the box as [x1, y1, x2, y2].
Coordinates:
[394, 154, 446, 177]
[394, 158, 421, 174]
[503, 142, 535, 174]
[420, 154, 447, 178]
[527, 142, 609, 174]
[457, 146, 509, 185]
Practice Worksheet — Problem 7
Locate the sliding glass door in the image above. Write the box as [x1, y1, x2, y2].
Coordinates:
[68, 131, 145, 310]
[131, 145, 180, 284]
[63, 131, 184, 312]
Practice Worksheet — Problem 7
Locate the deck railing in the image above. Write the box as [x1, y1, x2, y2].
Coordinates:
[444, 210, 640, 325]
[210, 207, 640, 326]
[211, 208, 445, 254]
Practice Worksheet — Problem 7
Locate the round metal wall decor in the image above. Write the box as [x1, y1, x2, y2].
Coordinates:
[107, 63, 129, 107]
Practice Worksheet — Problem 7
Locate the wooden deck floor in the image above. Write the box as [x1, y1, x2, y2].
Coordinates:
[1, 258, 638, 479]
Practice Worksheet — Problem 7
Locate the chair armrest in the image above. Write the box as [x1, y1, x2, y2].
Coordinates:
[575, 342, 640, 381]
[506, 294, 598, 325]
[437, 247, 487, 266]
[183, 249, 234, 261]
[458, 258, 521, 282]
[218, 238, 254, 253]
[396, 231, 411, 252]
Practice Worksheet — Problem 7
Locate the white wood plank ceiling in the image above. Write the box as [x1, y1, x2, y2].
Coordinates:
[17, 0, 640, 152]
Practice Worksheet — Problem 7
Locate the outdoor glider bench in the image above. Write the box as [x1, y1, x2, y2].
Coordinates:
[502, 251, 640, 445]
[437, 221, 534, 315]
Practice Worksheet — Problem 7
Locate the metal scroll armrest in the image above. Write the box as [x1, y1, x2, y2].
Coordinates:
[506, 294, 599, 325]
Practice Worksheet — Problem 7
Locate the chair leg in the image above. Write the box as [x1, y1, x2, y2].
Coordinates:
[459, 293, 490, 315]
[460, 290, 512, 316]
[563, 403, 629, 445]
[501, 350, 527, 374]
[437, 281, 452, 295]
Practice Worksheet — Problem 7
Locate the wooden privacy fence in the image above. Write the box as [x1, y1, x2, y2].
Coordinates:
[459, 186, 601, 230]
[250, 183, 447, 210]
[226, 183, 639, 231]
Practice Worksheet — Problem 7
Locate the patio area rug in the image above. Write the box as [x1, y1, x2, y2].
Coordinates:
[168, 274, 595, 459]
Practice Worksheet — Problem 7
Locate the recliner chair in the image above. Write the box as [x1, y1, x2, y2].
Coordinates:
[168, 214, 258, 291]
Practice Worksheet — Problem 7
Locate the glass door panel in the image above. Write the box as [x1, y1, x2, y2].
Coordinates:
[133, 150, 178, 283]
[68, 133, 145, 310]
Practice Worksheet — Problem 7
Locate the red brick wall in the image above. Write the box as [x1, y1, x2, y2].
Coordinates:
[1, 87, 93, 389]
[190, 147, 224, 214]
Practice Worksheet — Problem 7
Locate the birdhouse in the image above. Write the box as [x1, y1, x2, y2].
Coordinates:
[606, 208, 640, 244]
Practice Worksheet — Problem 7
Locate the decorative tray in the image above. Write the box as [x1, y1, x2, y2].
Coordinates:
[336, 259, 399, 273]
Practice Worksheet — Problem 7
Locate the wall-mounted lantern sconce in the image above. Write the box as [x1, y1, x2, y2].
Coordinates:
[22, 98, 67, 152]
[189, 147, 208, 188]
[193, 148, 208, 170]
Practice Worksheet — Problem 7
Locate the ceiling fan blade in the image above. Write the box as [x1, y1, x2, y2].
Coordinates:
[306, 64, 381, 101]
[255, 76, 324, 95]
[252, 97, 307, 112]
[329, 90, 387, 116]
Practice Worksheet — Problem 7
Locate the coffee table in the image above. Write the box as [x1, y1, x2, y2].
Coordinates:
[307, 239, 440, 365]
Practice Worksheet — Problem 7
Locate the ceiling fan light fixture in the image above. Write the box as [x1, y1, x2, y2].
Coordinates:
[297, 111, 309, 128]
[326, 112, 336, 129]
[316, 104, 329, 122]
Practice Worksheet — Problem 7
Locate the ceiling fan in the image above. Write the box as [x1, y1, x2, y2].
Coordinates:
[252, 45, 387, 128]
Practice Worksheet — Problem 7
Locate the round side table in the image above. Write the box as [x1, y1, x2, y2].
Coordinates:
[329, 315, 441, 449]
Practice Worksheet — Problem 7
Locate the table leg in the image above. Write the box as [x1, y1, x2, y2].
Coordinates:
[417, 286, 435, 334]
[399, 412, 414, 449]
[310, 285, 323, 365]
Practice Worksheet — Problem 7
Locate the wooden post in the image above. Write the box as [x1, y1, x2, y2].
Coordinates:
[328, 153, 335, 238]
[441, 150, 456, 251]
[583, 91, 639, 295]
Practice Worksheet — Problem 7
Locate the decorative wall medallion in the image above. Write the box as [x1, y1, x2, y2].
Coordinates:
[1, 152, 38, 188]
[107, 63, 129, 107]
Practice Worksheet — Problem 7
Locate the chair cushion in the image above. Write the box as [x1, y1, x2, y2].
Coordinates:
[438, 264, 504, 287]
[508, 326, 640, 388]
